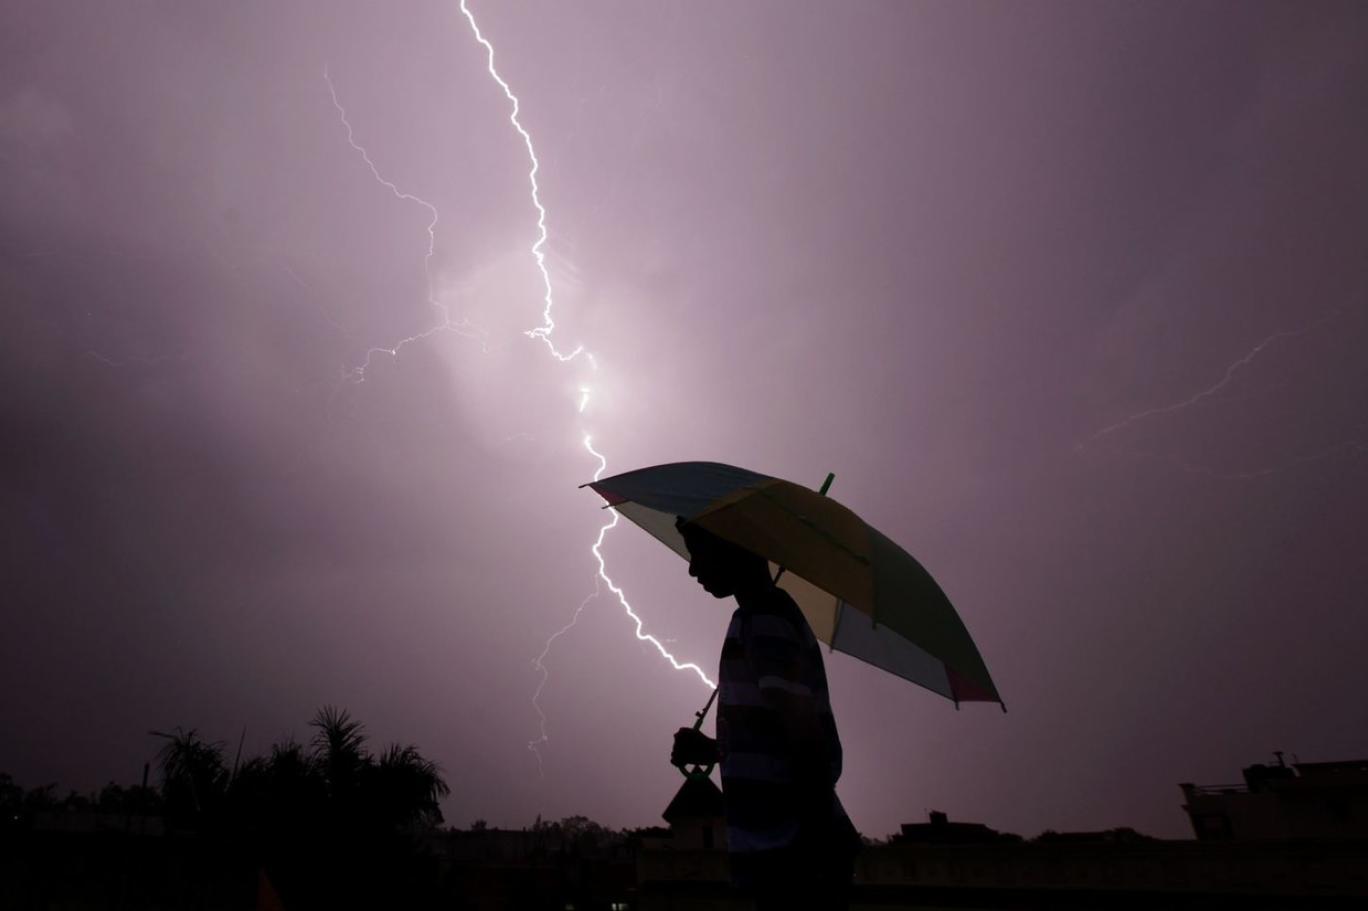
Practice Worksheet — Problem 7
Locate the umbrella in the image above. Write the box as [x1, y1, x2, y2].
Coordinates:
[586, 461, 1002, 709]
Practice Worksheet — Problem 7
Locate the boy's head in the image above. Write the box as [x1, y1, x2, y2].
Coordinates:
[675, 517, 770, 598]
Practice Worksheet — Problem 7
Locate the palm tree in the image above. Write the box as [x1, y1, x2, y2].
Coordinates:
[365, 744, 450, 829]
[129, 709, 452, 907]
[309, 706, 367, 803]
[151, 727, 227, 825]
[228, 739, 326, 832]
[149, 708, 449, 842]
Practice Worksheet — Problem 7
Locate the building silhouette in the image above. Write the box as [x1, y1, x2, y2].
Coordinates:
[633, 756, 1368, 910]
[1181, 754, 1368, 841]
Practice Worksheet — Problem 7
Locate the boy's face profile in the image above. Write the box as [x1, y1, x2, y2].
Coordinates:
[677, 519, 766, 599]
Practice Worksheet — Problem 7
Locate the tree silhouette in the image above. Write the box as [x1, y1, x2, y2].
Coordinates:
[310, 705, 367, 803]
[6, 708, 453, 907]
[151, 727, 227, 826]
[228, 739, 326, 836]
[366, 743, 450, 830]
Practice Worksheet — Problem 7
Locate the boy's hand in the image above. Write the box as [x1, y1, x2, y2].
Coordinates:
[671, 727, 718, 767]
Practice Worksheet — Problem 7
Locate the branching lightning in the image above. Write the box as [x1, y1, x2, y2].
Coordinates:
[528, 583, 600, 776]
[1085, 312, 1340, 444]
[323, 66, 486, 380]
[445, 0, 714, 772]
[1082, 310, 1365, 478]
[582, 435, 717, 689]
[327, 4, 712, 779]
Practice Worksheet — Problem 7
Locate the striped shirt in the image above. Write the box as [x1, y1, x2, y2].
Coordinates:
[717, 584, 849, 853]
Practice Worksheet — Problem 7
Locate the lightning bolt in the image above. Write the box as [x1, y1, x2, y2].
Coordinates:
[528, 583, 600, 777]
[583, 435, 717, 690]
[323, 66, 486, 380]
[326, 5, 713, 777]
[445, 0, 712, 773]
[458, 1, 582, 364]
[1085, 312, 1340, 444]
[1081, 310, 1366, 479]
[530, 434, 714, 773]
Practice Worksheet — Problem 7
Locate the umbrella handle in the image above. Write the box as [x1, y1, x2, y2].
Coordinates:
[691, 687, 719, 730]
[674, 687, 719, 779]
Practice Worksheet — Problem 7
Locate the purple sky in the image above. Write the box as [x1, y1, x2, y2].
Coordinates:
[3, 0, 1367, 839]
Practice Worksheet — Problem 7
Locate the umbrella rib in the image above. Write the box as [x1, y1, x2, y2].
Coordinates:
[828, 599, 845, 654]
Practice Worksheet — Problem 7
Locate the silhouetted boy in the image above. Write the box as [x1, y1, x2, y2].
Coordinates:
[671, 519, 859, 910]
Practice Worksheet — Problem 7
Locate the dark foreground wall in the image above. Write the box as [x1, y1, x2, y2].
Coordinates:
[638, 838, 1368, 911]
[1, 830, 255, 911]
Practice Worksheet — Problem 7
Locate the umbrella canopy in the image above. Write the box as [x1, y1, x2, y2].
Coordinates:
[587, 461, 1001, 708]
